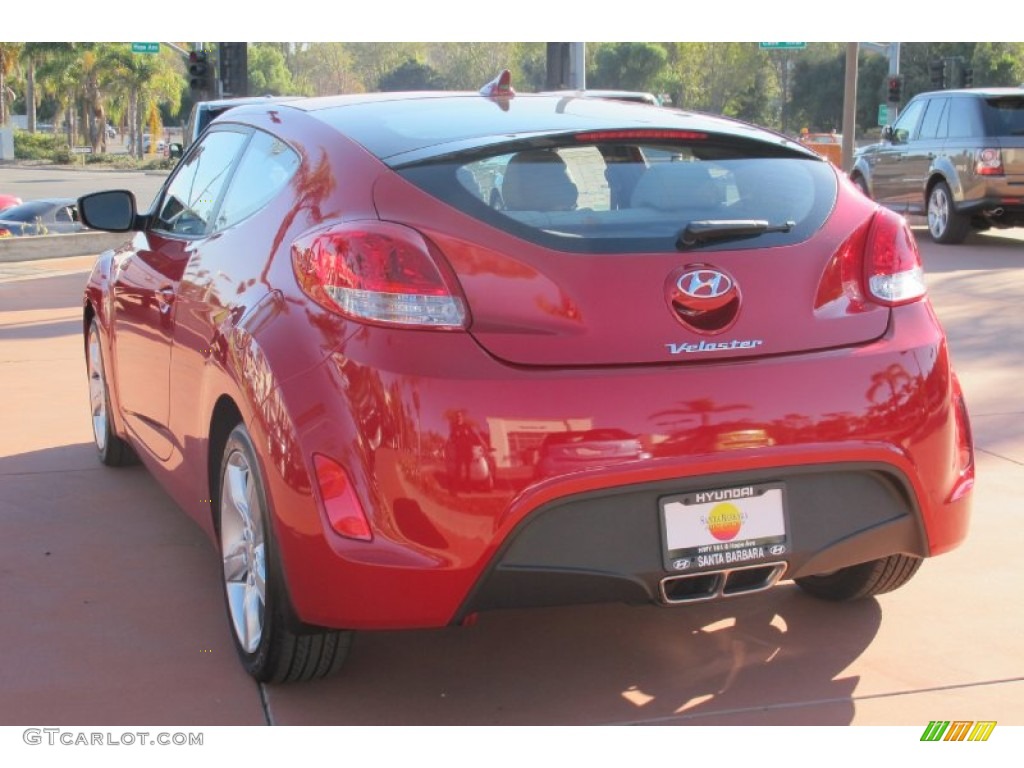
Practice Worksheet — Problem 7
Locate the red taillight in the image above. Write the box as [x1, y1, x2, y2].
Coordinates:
[816, 218, 870, 310]
[976, 148, 1003, 176]
[292, 221, 467, 329]
[313, 454, 372, 541]
[574, 130, 707, 142]
[864, 208, 926, 306]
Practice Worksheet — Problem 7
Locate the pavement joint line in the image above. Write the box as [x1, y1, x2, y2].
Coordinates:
[0, 269, 93, 283]
[258, 683, 274, 726]
[604, 676, 1024, 726]
[976, 446, 1024, 467]
[0, 467, 105, 477]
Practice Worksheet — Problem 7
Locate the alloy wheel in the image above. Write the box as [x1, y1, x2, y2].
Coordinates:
[87, 325, 108, 452]
[928, 186, 950, 239]
[220, 450, 267, 654]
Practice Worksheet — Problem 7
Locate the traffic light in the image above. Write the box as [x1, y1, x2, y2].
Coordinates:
[963, 66, 974, 88]
[929, 59, 945, 89]
[189, 51, 211, 93]
[887, 75, 903, 103]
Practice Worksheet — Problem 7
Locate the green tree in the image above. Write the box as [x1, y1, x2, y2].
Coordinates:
[426, 42, 517, 90]
[971, 42, 1024, 87]
[292, 43, 364, 96]
[249, 43, 300, 96]
[347, 43, 426, 91]
[379, 59, 446, 91]
[589, 42, 667, 92]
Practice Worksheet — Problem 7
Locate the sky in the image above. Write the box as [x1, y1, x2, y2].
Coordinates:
[6, 3, 1015, 44]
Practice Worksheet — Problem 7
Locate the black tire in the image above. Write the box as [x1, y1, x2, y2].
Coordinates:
[927, 181, 970, 244]
[86, 318, 136, 467]
[795, 554, 923, 602]
[852, 174, 870, 198]
[217, 423, 352, 682]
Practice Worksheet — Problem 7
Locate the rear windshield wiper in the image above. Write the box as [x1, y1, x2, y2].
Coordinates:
[677, 219, 795, 249]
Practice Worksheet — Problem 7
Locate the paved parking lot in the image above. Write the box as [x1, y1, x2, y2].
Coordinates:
[1, 231, 1022, 728]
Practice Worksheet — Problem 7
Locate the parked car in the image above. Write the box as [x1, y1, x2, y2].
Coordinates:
[0, 198, 83, 237]
[851, 87, 1024, 243]
[126, 135, 167, 155]
[0, 193, 22, 214]
[799, 131, 842, 166]
[78, 75, 974, 683]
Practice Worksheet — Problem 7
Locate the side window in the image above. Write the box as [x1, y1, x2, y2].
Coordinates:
[947, 98, 979, 138]
[892, 100, 925, 143]
[214, 130, 301, 232]
[918, 98, 948, 140]
[152, 129, 248, 237]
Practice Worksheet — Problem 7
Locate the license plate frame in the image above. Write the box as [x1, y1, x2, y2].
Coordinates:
[660, 482, 789, 572]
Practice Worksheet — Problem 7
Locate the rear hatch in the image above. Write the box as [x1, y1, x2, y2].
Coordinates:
[983, 95, 1024, 179]
[373, 128, 889, 367]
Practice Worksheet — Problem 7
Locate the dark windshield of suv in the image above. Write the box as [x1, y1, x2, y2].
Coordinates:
[399, 136, 836, 254]
[983, 97, 1024, 136]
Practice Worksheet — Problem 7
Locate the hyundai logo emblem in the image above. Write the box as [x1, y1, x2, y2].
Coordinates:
[677, 269, 733, 299]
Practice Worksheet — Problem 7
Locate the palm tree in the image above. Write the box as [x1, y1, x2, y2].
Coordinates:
[20, 43, 70, 133]
[0, 42, 23, 126]
[104, 45, 182, 159]
[35, 44, 81, 146]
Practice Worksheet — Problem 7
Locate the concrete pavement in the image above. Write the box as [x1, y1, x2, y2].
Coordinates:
[0, 230, 1022, 726]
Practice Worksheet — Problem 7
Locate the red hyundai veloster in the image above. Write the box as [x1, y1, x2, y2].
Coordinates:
[80, 80, 973, 682]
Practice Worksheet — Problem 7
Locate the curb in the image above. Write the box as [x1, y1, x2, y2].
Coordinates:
[0, 232, 129, 262]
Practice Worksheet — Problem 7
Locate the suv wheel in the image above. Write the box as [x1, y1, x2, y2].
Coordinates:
[927, 181, 970, 244]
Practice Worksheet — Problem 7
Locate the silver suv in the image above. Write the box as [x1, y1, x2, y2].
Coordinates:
[851, 88, 1024, 243]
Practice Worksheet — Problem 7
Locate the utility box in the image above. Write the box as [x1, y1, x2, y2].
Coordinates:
[0, 128, 14, 161]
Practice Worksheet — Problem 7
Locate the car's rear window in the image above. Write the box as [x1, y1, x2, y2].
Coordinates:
[398, 136, 837, 253]
[982, 97, 1024, 136]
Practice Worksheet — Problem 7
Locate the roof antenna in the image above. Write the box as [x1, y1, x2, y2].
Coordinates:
[479, 70, 516, 99]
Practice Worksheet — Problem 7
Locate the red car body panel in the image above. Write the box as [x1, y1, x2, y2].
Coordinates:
[83, 94, 973, 634]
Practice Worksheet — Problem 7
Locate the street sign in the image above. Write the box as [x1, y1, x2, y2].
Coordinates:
[877, 104, 888, 126]
[71, 146, 93, 154]
[759, 42, 807, 50]
[131, 42, 160, 54]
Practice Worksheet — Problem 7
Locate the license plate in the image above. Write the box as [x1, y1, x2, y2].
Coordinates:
[660, 482, 788, 572]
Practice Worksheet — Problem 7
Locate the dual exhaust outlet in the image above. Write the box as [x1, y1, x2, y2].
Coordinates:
[659, 562, 787, 604]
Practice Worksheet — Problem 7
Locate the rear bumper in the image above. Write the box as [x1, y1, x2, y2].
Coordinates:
[456, 462, 932, 620]
[258, 301, 973, 630]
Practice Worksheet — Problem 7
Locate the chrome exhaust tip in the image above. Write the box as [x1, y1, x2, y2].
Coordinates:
[659, 562, 787, 605]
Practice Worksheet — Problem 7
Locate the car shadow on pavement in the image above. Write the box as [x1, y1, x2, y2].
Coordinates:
[265, 585, 882, 726]
[0, 272, 90, 312]
[0, 315, 81, 342]
[0, 443, 266, 726]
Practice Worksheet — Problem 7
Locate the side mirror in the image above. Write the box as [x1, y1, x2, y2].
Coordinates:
[77, 190, 138, 232]
[169, 142, 183, 159]
[881, 125, 895, 142]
